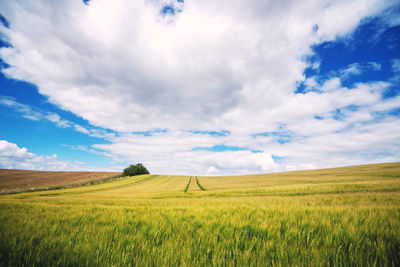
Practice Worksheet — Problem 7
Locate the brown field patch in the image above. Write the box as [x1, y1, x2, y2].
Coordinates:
[0, 169, 121, 194]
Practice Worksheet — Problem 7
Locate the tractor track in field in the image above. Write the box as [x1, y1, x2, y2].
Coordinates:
[183, 176, 206, 192]
[184, 177, 191, 193]
[195, 177, 206, 191]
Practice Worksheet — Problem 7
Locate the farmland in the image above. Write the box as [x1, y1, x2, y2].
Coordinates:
[0, 162, 399, 266]
[0, 169, 121, 194]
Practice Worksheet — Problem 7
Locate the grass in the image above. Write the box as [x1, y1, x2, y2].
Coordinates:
[0, 162, 399, 266]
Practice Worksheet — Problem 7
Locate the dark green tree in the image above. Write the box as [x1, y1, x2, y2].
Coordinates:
[123, 163, 150, 176]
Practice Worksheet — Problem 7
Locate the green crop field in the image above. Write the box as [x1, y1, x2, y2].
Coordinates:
[0, 163, 400, 266]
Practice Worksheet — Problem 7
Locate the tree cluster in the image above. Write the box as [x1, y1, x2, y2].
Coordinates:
[123, 163, 150, 177]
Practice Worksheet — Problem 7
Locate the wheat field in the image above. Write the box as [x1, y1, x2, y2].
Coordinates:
[0, 163, 399, 266]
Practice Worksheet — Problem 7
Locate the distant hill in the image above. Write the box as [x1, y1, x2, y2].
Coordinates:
[1, 162, 399, 194]
[1, 162, 399, 266]
[0, 169, 121, 194]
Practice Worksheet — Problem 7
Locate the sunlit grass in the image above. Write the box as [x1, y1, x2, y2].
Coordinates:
[0, 162, 399, 266]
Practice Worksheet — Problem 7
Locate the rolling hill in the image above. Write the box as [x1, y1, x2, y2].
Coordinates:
[0, 169, 121, 194]
[0, 162, 399, 266]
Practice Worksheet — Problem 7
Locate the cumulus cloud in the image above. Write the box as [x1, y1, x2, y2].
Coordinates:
[1, 0, 396, 131]
[0, 139, 111, 171]
[0, 0, 399, 174]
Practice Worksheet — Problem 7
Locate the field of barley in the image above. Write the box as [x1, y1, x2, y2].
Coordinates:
[0, 162, 399, 266]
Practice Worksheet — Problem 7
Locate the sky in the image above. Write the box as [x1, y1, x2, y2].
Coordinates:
[0, 0, 399, 175]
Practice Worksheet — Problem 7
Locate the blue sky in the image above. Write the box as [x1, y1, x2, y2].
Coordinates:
[0, 0, 399, 175]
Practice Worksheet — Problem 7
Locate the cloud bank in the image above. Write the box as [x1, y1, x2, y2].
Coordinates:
[0, 0, 399, 174]
[0, 140, 109, 171]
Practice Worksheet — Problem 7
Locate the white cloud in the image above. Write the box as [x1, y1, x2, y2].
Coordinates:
[1, 0, 395, 132]
[44, 113, 72, 128]
[73, 124, 90, 134]
[0, 96, 116, 139]
[0, 0, 399, 174]
[369, 61, 382, 71]
[0, 96, 42, 120]
[340, 63, 363, 80]
[392, 58, 400, 73]
[337, 62, 383, 81]
[0, 140, 33, 159]
[0, 139, 112, 171]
